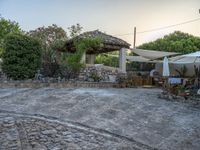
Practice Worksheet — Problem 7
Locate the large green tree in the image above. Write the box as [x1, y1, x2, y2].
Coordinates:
[137, 31, 200, 54]
[0, 17, 22, 56]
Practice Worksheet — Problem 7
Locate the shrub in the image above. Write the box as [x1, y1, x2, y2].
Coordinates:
[89, 71, 102, 82]
[60, 48, 85, 79]
[2, 34, 42, 80]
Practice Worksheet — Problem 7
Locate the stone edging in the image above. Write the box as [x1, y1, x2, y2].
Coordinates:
[0, 81, 118, 88]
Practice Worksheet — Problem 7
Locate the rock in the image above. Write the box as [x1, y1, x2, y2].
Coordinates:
[62, 131, 70, 136]
[56, 125, 63, 130]
[41, 129, 57, 135]
[67, 143, 81, 150]
[32, 143, 47, 150]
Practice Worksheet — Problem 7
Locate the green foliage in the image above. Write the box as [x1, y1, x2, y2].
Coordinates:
[75, 37, 103, 53]
[95, 53, 119, 67]
[68, 23, 83, 38]
[60, 37, 102, 79]
[2, 34, 42, 80]
[60, 48, 84, 79]
[27, 24, 67, 62]
[0, 17, 22, 57]
[28, 24, 67, 49]
[95, 51, 133, 68]
[89, 71, 102, 82]
[138, 31, 200, 54]
[0, 47, 3, 58]
[28, 24, 68, 77]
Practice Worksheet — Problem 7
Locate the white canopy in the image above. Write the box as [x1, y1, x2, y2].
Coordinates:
[183, 51, 200, 57]
[131, 48, 179, 60]
[126, 56, 155, 63]
[170, 51, 200, 64]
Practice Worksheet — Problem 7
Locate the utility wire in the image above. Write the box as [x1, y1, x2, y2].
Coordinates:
[113, 18, 200, 36]
[137, 18, 200, 34]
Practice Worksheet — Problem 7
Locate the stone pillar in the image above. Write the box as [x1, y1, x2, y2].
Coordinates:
[81, 52, 86, 64]
[119, 48, 126, 73]
[87, 54, 96, 64]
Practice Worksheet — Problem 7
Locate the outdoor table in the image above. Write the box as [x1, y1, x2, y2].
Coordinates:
[168, 77, 182, 85]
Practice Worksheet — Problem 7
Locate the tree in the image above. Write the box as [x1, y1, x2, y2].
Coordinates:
[0, 17, 22, 57]
[2, 34, 42, 80]
[28, 24, 68, 77]
[137, 31, 200, 54]
[68, 23, 83, 38]
[28, 24, 67, 49]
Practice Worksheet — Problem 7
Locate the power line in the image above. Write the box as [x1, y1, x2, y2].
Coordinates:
[137, 18, 200, 34]
[113, 33, 132, 36]
[113, 17, 200, 36]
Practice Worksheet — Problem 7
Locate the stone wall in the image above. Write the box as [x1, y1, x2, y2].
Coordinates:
[0, 64, 125, 88]
[79, 64, 124, 82]
[0, 65, 155, 88]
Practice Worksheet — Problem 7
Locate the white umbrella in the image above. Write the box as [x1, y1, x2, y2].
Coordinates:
[163, 57, 170, 77]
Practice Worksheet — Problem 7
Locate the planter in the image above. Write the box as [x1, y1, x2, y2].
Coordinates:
[178, 92, 187, 97]
[178, 90, 190, 97]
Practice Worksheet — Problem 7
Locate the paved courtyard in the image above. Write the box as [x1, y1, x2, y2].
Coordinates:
[0, 87, 200, 150]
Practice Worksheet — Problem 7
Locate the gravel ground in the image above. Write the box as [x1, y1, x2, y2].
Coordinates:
[0, 87, 200, 150]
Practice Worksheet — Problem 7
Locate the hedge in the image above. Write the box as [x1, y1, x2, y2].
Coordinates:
[2, 34, 42, 80]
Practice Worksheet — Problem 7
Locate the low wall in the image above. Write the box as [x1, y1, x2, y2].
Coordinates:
[0, 81, 117, 88]
[79, 64, 123, 82]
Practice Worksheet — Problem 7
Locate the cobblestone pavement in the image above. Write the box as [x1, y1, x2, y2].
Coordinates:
[0, 88, 200, 150]
[0, 111, 151, 150]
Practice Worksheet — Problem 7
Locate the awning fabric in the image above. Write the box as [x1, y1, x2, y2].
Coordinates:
[126, 56, 158, 63]
[131, 49, 179, 60]
[169, 51, 200, 64]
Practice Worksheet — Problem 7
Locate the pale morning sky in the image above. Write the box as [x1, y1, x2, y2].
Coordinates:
[0, 0, 199, 46]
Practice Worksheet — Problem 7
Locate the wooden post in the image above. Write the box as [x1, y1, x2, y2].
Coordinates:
[133, 27, 136, 49]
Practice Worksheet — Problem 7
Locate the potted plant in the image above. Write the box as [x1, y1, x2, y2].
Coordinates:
[177, 85, 187, 96]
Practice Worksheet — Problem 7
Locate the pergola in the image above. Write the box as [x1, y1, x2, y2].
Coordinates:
[64, 30, 130, 72]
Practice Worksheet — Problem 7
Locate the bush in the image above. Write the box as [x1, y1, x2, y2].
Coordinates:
[60, 48, 85, 79]
[2, 34, 42, 80]
[95, 53, 119, 67]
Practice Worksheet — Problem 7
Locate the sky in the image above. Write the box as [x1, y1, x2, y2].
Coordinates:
[0, 0, 200, 46]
